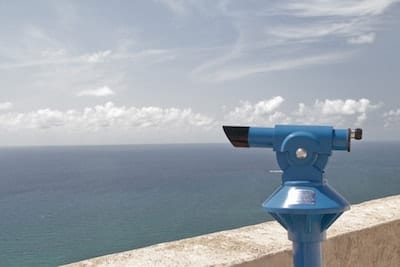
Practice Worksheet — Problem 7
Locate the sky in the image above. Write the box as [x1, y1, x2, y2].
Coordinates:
[0, 0, 400, 146]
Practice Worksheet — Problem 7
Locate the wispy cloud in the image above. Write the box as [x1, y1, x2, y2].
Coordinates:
[209, 52, 350, 81]
[348, 32, 376, 44]
[191, 0, 399, 81]
[0, 24, 173, 71]
[40, 48, 66, 57]
[0, 48, 176, 70]
[155, 0, 188, 15]
[273, 0, 398, 44]
[76, 86, 115, 97]
[283, 0, 399, 17]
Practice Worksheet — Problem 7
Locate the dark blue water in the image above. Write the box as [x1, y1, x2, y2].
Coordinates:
[0, 142, 399, 266]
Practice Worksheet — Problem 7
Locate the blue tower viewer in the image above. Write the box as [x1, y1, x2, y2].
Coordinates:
[223, 125, 362, 267]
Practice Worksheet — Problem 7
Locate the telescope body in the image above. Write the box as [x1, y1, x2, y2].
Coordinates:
[224, 125, 350, 150]
[223, 124, 362, 267]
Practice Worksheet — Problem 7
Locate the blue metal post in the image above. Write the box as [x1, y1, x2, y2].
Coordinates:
[223, 125, 362, 267]
[293, 241, 321, 267]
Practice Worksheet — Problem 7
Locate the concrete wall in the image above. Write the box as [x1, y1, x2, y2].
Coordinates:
[63, 195, 400, 267]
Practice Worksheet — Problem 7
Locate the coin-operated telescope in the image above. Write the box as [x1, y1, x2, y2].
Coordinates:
[223, 125, 362, 267]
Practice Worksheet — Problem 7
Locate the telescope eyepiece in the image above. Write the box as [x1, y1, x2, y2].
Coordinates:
[351, 128, 363, 140]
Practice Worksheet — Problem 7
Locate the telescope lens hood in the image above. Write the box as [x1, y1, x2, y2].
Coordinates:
[223, 126, 249, 147]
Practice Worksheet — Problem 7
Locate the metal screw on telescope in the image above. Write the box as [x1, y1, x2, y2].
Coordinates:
[223, 125, 363, 267]
[295, 148, 308, 159]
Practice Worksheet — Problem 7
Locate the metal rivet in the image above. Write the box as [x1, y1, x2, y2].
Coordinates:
[296, 148, 308, 159]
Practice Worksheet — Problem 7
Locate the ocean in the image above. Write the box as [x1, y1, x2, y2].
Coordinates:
[0, 142, 399, 266]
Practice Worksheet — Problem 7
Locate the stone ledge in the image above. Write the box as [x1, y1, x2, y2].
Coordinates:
[63, 195, 400, 267]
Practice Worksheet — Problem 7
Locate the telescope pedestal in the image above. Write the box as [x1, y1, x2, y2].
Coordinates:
[263, 181, 349, 267]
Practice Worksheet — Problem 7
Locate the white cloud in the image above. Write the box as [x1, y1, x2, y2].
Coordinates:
[225, 96, 290, 125]
[0, 102, 214, 131]
[304, 98, 381, 126]
[224, 97, 380, 127]
[30, 109, 65, 129]
[383, 109, 400, 127]
[76, 86, 115, 97]
[0, 102, 13, 110]
[85, 50, 111, 63]
[0, 98, 384, 144]
[348, 32, 376, 44]
[254, 96, 285, 115]
[317, 98, 373, 115]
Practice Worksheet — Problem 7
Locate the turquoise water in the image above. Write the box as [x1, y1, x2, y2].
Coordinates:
[0, 142, 399, 266]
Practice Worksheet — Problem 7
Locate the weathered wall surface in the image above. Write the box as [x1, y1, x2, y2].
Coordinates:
[63, 195, 400, 267]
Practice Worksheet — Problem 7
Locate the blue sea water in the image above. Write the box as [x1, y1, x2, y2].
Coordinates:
[0, 142, 399, 266]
